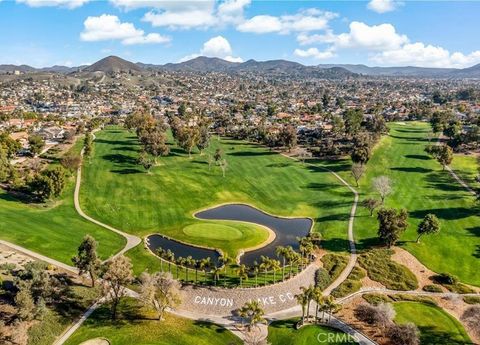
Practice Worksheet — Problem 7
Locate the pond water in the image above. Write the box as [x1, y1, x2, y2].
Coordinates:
[146, 204, 312, 266]
[146, 235, 220, 264]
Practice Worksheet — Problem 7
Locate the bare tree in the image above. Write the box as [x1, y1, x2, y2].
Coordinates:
[139, 271, 182, 321]
[461, 306, 480, 338]
[219, 159, 228, 177]
[386, 323, 420, 345]
[101, 255, 133, 320]
[351, 163, 366, 187]
[354, 303, 395, 328]
[372, 176, 393, 204]
[362, 198, 381, 216]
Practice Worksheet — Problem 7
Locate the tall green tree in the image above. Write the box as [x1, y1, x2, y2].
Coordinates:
[377, 208, 409, 248]
[72, 235, 101, 287]
[416, 213, 441, 243]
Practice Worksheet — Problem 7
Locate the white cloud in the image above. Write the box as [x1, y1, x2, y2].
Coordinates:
[109, 0, 168, 9]
[237, 9, 337, 34]
[180, 35, 243, 62]
[80, 14, 170, 45]
[16, 0, 90, 8]
[367, 0, 400, 13]
[296, 20, 480, 68]
[372, 43, 480, 68]
[237, 15, 282, 33]
[142, 0, 250, 29]
[294, 48, 335, 60]
[122, 32, 170, 45]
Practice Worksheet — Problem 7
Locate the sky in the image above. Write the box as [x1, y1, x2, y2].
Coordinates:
[0, 0, 479, 68]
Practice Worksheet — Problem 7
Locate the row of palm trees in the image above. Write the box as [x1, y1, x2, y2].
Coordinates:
[295, 285, 341, 325]
[153, 233, 320, 287]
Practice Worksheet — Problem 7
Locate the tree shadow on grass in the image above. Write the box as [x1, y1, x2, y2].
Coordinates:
[425, 172, 472, 193]
[418, 326, 475, 345]
[316, 213, 350, 222]
[112, 146, 139, 153]
[193, 319, 228, 334]
[110, 168, 143, 174]
[308, 159, 352, 173]
[409, 207, 475, 220]
[266, 162, 292, 168]
[391, 167, 433, 173]
[321, 238, 351, 252]
[356, 237, 382, 251]
[389, 135, 431, 142]
[405, 154, 431, 160]
[102, 153, 137, 166]
[227, 151, 276, 157]
[95, 138, 137, 146]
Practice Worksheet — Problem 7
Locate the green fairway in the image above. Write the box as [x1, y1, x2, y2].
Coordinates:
[64, 298, 241, 345]
[320, 122, 480, 286]
[394, 302, 472, 345]
[450, 154, 479, 189]
[80, 127, 353, 263]
[0, 139, 126, 264]
[268, 318, 358, 345]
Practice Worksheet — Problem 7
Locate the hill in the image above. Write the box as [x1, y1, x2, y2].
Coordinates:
[83, 56, 142, 73]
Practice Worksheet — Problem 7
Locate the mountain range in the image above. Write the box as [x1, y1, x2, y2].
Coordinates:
[1, 55, 479, 78]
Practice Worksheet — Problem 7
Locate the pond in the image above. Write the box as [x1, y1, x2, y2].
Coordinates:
[146, 234, 220, 265]
[196, 204, 312, 266]
[146, 204, 312, 267]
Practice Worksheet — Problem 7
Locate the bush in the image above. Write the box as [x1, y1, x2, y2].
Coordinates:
[463, 296, 480, 305]
[354, 303, 395, 328]
[331, 266, 366, 298]
[461, 306, 480, 338]
[363, 293, 390, 306]
[386, 323, 420, 345]
[321, 254, 349, 281]
[315, 268, 331, 290]
[422, 284, 443, 293]
[389, 294, 437, 306]
[358, 249, 418, 290]
[434, 273, 458, 285]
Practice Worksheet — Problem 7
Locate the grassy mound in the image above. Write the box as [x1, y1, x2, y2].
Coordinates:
[64, 298, 241, 345]
[358, 249, 418, 290]
[268, 318, 358, 345]
[394, 302, 472, 345]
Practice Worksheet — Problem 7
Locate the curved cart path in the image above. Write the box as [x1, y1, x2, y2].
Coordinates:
[75, 130, 141, 258]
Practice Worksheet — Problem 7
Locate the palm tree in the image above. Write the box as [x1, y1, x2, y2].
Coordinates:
[212, 266, 221, 286]
[324, 296, 341, 322]
[312, 287, 325, 323]
[295, 290, 309, 324]
[194, 259, 201, 284]
[270, 259, 281, 284]
[260, 256, 270, 286]
[252, 261, 259, 287]
[186, 256, 194, 282]
[238, 300, 266, 331]
[199, 258, 211, 284]
[156, 247, 164, 271]
[236, 264, 248, 287]
[165, 249, 174, 273]
[175, 256, 183, 279]
[301, 285, 315, 322]
[275, 246, 287, 281]
[219, 254, 232, 287]
[285, 247, 298, 277]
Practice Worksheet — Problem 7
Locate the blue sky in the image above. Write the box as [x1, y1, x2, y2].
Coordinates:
[0, 0, 479, 68]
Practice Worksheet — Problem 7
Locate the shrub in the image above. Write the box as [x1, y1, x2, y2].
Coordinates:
[463, 296, 480, 305]
[461, 306, 480, 338]
[363, 293, 390, 305]
[315, 268, 331, 290]
[386, 323, 420, 345]
[321, 254, 349, 281]
[354, 303, 395, 328]
[331, 267, 366, 298]
[434, 273, 458, 285]
[358, 249, 418, 290]
[422, 284, 443, 293]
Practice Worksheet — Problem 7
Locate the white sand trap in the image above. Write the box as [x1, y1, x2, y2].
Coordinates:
[79, 338, 110, 345]
[397, 122, 407, 125]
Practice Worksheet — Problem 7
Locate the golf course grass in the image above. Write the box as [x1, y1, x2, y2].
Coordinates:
[268, 318, 358, 345]
[0, 138, 125, 264]
[64, 298, 241, 345]
[80, 127, 353, 267]
[450, 153, 479, 189]
[394, 301, 472, 345]
[319, 122, 480, 286]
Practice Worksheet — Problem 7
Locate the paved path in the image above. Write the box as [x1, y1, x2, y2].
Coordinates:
[75, 130, 141, 258]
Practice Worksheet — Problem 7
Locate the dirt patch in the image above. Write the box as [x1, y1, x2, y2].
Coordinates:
[391, 247, 445, 291]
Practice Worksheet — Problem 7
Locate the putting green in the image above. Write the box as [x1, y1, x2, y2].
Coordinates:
[183, 223, 245, 241]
